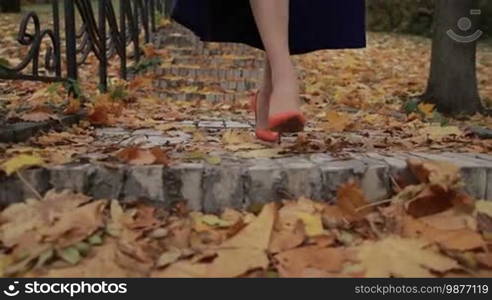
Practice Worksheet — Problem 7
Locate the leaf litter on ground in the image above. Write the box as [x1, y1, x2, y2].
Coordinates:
[0, 159, 490, 278]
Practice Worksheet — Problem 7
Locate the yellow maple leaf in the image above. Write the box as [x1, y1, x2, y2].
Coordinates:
[297, 212, 324, 237]
[418, 103, 436, 118]
[324, 111, 352, 133]
[1, 154, 44, 176]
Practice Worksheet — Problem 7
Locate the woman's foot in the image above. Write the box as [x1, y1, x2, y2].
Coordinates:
[268, 74, 305, 133]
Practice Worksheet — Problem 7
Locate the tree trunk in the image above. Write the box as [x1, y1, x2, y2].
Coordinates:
[0, 0, 21, 13]
[423, 0, 483, 115]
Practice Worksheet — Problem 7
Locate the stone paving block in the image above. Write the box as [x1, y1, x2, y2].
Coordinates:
[132, 129, 164, 136]
[410, 152, 487, 199]
[224, 121, 251, 129]
[366, 152, 419, 188]
[0, 174, 24, 205]
[49, 164, 95, 194]
[311, 155, 364, 201]
[276, 157, 323, 201]
[95, 127, 130, 137]
[461, 153, 492, 200]
[0, 168, 50, 204]
[123, 166, 166, 202]
[440, 152, 492, 200]
[89, 165, 126, 200]
[244, 159, 285, 206]
[354, 155, 392, 201]
[198, 121, 225, 129]
[201, 163, 245, 213]
[167, 163, 204, 211]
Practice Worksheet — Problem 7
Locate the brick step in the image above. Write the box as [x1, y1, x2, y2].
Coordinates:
[155, 90, 250, 102]
[155, 34, 200, 49]
[171, 56, 264, 69]
[167, 45, 262, 57]
[154, 66, 263, 81]
[153, 77, 260, 92]
[2, 152, 492, 213]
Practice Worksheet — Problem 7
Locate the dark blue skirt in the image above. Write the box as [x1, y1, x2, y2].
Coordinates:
[171, 0, 366, 55]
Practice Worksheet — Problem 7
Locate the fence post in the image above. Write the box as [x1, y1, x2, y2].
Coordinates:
[52, 0, 62, 78]
[134, 1, 141, 62]
[99, 0, 108, 92]
[64, 0, 78, 83]
[120, 0, 127, 80]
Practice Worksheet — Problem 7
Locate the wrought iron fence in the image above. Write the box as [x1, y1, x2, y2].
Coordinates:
[0, 0, 173, 93]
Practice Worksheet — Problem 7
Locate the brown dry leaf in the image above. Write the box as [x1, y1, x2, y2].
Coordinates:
[31, 239, 143, 278]
[269, 220, 305, 254]
[206, 248, 269, 277]
[88, 106, 113, 126]
[151, 260, 208, 278]
[42, 200, 107, 248]
[419, 209, 476, 231]
[275, 246, 347, 277]
[336, 181, 372, 221]
[356, 236, 460, 278]
[63, 98, 81, 115]
[0, 190, 92, 248]
[20, 107, 56, 122]
[405, 185, 456, 218]
[156, 248, 183, 268]
[419, 126, 463, 141]
[402, 216, 485, 251]
[475, 200, 492, 234]
[322, 205, 347, 229]
[222, 130, 255, 145]
[220, 203, 276, 250]
[115, 147, 170, 166]
[407, 158, 461, 188]
[476, 253, 492, 269]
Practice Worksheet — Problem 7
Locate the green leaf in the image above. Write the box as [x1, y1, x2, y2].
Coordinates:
[74, 242, 91, 256]
[88, 233, 103, 245]
[35, 249, 54, 269]
[403, 98, 420, 115]
[0, 57, 10, 68]
[58, 247, 82, 265]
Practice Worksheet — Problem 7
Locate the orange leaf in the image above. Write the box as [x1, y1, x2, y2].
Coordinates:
[336, 181, 372, 221]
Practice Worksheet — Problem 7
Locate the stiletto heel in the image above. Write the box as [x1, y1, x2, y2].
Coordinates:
[250, 92, 279, 143]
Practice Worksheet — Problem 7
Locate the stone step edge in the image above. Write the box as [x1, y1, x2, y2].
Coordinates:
[1, 152, 491, 213]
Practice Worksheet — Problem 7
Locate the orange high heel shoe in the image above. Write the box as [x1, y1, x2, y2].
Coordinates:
[250, 92, 279, 143]
[268, 110, 306, 133]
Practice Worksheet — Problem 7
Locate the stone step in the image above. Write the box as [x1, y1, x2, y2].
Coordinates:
[154, 66, 263, 81]
[2, 152, 492, 213]
[166, 45, 262, 57]
[156, 90, 250, 102]
[153, 78, 260, 93]
[171, 56, 264, 69]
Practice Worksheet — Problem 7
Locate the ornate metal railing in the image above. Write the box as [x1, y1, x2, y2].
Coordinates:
[0, 0, 172, 93]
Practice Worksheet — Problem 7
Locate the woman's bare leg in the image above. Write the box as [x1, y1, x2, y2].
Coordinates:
[249, 0, 300, 120]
